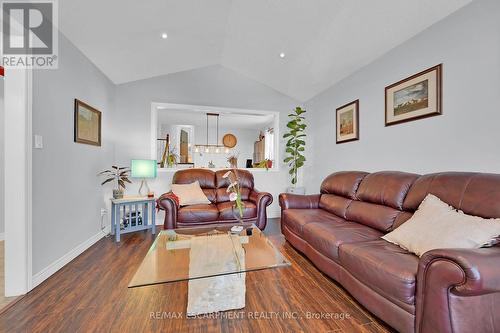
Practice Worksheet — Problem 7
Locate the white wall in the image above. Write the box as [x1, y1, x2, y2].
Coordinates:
[304, 0, 500, 191]
[31, 33, 116, 275]
[113, 65, 298, 217]
[0, 79, 4, 236]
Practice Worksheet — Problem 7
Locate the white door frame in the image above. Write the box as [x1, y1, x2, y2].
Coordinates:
[4, 66, 33, 296]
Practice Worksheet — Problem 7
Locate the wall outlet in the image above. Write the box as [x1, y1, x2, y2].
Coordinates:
[100, 208, 107, 216]
[34, 135, 43, 149]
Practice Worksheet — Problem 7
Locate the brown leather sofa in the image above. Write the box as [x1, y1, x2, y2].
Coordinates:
[157, 168, 273, 230]
[279, 171, 500, 333]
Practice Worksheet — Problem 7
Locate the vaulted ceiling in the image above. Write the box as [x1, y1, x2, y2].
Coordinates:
[59, 0, 472, 101]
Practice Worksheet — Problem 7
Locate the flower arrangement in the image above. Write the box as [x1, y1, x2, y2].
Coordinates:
[227, 153, 239, 169]
[223, 169, 244, 219]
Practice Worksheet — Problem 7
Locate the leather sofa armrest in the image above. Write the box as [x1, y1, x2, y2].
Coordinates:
[418, 247, 500, 296]
[416, 247, 500, 333]
[157, 193, 179, 230]
[278, 193, 320, 210]
[249, 189, 273, 230]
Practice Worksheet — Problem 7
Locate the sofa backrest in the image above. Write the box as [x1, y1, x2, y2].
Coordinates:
[172, 168, 255, 203]
[215, 169, 254, 202]
[319, 171, 418, 232]
[403, 172, 500, 219]
[346, 171, 419, 232]
[319, 171, 368, 218]
[320, 170, 500, 233]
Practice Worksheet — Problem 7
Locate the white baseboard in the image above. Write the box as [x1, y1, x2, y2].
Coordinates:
[268, 206, 281, 219]
[0, 232, 4, 241]
[31, 227, 110, 289]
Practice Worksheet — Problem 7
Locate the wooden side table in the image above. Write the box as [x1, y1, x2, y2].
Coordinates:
[110, 196, 156, 242]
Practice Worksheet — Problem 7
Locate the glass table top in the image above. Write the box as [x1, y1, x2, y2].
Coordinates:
[129, 223, 290, 288]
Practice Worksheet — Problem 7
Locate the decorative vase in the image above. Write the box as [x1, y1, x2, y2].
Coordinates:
[113, 189, 124, 199]
[231, 205, 244, 223]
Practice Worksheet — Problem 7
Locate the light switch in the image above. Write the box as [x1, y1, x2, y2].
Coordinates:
[34, 135, 43, 149]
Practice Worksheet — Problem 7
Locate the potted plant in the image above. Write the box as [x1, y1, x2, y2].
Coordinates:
[99, 166, 132, 199]
[283, 106, 307, 194]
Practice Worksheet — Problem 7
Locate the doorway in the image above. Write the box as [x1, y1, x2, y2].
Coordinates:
[179, 129, 189, 163]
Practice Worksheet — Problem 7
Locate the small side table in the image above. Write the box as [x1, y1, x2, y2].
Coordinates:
[110, 196, 156, 242]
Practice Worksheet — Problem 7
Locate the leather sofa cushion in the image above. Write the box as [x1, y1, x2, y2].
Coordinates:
[319, 194, 352, 219]
[215, 169, 254, 189]
[320, 171, 368, 199]
[282, 209, 343, 237]
[178, 204, 219, 222]
[404, 172, 500, 219]
[346, 201, 402, 232]
[340, 240, 419, 308]
[356, 171, 418, 209]
[303, 221, 382, 262]
[216, 187, 250, 202]
[173, 169, 216, 189]
[217, 201, 257, 220]
[202, 189, 217, 203]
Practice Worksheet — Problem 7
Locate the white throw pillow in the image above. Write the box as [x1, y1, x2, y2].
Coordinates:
[382, 194, 500, 257]
[171, 181, 211, 206]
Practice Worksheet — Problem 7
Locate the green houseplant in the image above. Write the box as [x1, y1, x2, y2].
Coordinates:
[283, 106, 307, 192]
[99, 166, 132, 199]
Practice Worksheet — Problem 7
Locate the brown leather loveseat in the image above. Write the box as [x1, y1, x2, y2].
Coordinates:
[158, 168, 273, 230]
[279, 171, 500, 333]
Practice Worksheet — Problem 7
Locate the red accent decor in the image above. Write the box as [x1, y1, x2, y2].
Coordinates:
[156, 191, 180, 212]
[0, 66, 4, 77]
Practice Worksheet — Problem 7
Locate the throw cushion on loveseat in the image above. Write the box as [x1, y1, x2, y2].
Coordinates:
[382, 193, 500, 256]
[171, 181, 211, 206]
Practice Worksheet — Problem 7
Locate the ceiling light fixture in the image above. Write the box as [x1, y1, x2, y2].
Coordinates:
[195, 113, 227, 154]
[279, 52, 285, 58]
[161, 32, 168, 39]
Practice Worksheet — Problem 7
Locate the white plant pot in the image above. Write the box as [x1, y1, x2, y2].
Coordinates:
[286, 186, 305, 195]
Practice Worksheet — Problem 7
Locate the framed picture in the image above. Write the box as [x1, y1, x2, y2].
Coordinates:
[74, 99, 101, 146]
[385, 64, 442, 126]
[336, 100, 359, 144]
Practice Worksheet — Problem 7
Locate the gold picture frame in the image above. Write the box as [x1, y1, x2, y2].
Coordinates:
[336, 100, 359, 144]
[74, 99, 101, 146]
[385, 64, 442, 126]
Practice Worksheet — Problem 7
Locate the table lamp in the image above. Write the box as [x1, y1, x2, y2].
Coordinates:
[131, 159, 157, 197]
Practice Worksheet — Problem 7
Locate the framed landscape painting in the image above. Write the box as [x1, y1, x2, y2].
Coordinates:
[385, 64, 442, 126]
[74, 99, 101, 146]
[336, 100, 359, 144]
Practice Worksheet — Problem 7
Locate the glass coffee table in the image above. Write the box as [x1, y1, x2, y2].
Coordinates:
[129, 223, 290, 315]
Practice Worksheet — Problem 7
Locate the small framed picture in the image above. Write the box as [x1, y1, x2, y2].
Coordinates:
[336, 100, 359, 144]
[74, 99, 101, 146]
[385, 64, 442, 126]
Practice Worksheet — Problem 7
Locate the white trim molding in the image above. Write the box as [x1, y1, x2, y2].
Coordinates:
[31, 227, 110, 289]
[4, 65, 32, 297]
[150, 102, 281, 171]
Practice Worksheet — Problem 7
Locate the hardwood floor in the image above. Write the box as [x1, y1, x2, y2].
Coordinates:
[0, 219, 392, 332]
